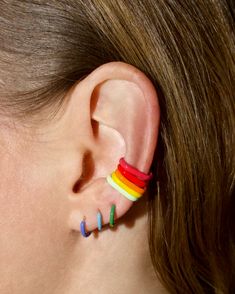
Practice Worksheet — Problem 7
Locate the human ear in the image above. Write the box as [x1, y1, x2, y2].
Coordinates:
[67, 61, 160, 234]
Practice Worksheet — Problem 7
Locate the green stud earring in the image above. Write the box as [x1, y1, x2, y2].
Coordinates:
[109, 204, 116, 227]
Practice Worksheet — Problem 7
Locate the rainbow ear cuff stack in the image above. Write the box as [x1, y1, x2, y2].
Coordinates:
[80, 157, 153, 237]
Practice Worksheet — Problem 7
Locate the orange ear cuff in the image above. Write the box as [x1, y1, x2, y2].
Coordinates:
[80, 157, 153, 237]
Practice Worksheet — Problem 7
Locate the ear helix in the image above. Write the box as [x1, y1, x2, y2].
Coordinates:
[79, 157, 153, 238]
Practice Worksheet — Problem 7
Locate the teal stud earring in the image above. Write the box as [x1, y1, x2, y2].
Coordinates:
[97, 210, 102, 231]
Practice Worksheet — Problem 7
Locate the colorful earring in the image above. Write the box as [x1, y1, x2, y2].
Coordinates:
[80, 217, 92, 238]
[81, 157, 153, 237]
[97, 210, 102, 231]
[109, 204, 116, 227]
[106, 157, 152, 202]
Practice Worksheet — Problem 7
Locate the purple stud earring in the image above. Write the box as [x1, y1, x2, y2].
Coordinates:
[80, 216, 91, 238]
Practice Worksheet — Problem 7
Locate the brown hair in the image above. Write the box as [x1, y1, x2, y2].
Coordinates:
[0, 1, 234, 293]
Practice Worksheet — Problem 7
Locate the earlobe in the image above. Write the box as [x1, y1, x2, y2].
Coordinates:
[66, 61, 160, 236]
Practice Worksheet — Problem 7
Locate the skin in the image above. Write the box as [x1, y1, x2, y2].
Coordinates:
[0, 62, 167, 294]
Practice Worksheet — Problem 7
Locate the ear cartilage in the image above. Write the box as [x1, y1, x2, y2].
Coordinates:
[106, 157, 152, 202]
[80, 217, 92, 238]
[109, 204, 116, 227]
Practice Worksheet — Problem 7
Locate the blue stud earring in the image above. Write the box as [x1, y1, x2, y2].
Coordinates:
[97, 210, 102, 231]
[80, 216, 91, 238]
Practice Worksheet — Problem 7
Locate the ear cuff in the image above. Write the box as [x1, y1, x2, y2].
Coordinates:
[80, 157, 153, 238]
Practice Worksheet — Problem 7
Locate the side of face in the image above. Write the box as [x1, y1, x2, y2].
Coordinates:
[0, 122, 77, 294]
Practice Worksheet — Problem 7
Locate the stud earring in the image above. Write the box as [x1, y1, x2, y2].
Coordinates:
[80, 216, 91, 238]
[109, 204, 116, 227]
[97, 210, 102, 231]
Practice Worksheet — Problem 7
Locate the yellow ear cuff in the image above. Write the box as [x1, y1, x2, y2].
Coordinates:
[106, 174, 139, 201]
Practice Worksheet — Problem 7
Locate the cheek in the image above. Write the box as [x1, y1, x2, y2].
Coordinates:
[0, 154, 73, 294]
